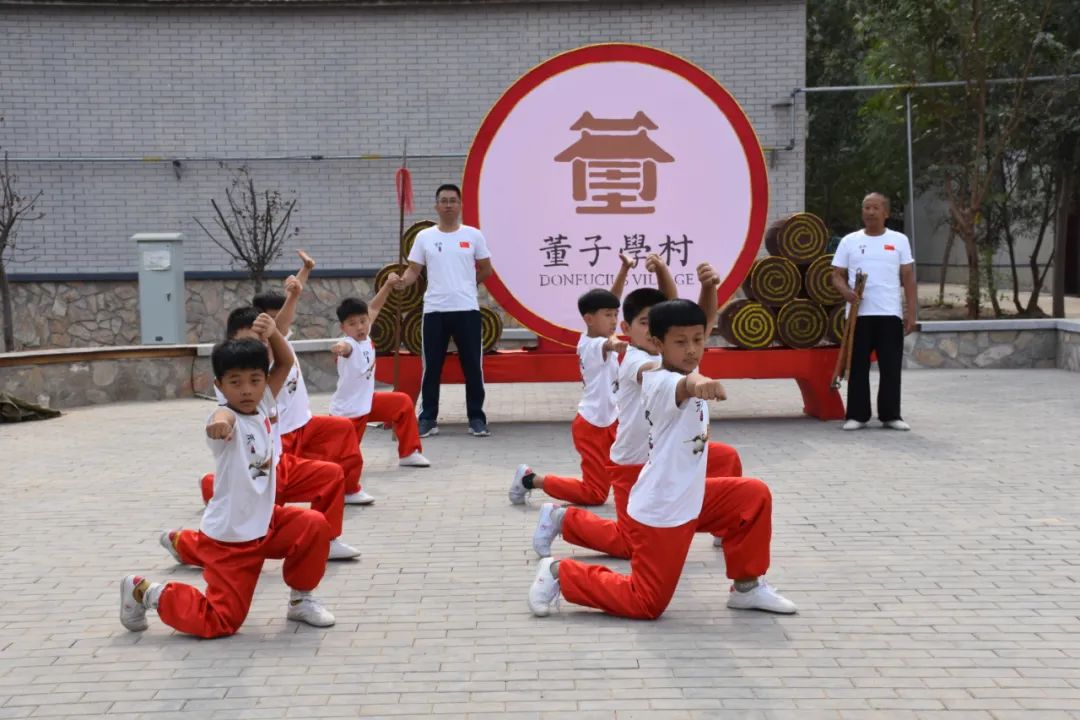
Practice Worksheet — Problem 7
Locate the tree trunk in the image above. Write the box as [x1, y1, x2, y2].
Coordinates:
[0, 260, 14, 352]
[962, 230, 981, 319]
[939, 227, 956, 305]
[1052, 171, 1072, 319]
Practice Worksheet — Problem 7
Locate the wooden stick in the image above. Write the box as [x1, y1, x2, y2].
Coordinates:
[392, 139, 407, 392]
[831, 271, 867, 388]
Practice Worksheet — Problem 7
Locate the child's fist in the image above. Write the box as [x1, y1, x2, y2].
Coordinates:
[284, 274, 303, 297]
[386, 272, 401, 288]
[251, 313, 277, 340]
[608, 336, 629, 354]
[644, 253, 667, 273]
[330, 341, 350, 357]
[297, 249, 316, 270]
[692, 378, 727, 401]
[697, 262, 720, 289]
[206, 420, 234, 441]
[619, 251, 637, 270]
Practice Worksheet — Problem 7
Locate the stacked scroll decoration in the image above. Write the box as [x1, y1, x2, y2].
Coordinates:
[720, 212, 845, 349]
[372, 220, 504, 355]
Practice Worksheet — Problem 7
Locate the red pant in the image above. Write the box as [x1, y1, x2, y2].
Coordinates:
[282, 415, 363, 494]
[542, 415, 617, 506]
[346, 392, 423, 480]
[559, 476, 772, 620]
[199, 452, 345, 538]
[159, 504, 330, 638]
[564, 442, 745, 559]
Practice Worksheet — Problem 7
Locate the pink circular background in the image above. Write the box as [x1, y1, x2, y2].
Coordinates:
[464, 44, 768, 346]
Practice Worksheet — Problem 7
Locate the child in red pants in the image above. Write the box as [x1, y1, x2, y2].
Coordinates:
[329, 287, 430, 476]
[250, 250, 371, 505]
[196, 301, 360, 561]
[121, 330, 335, 638]
[527, 299, 797, 620]
[508, 253, 639, 507]
[533, 263, 741, 559]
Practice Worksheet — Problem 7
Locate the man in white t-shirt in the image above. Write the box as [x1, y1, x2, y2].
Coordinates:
[395, 183, 494, 438]
[831, 192, 917, 431]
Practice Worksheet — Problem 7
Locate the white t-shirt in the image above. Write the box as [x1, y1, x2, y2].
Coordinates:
[214, 384, 283, 459]
[609, 344, 660, 466]
[832, 228, 913, 318]
[407, 225, 491, 313]
[627, 369, 710, 528]
[329, 336, 376, 418]
[277, 342, 313, 435]
[576, 334, 619, 428]
[201, 388, 277, 543]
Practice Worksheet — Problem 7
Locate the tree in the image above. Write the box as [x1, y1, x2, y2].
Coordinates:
[0, 152, 45, 352]
[194, 165, 299, 293]
[862, 0, 1059, 318]
[806, 0, 908, 235]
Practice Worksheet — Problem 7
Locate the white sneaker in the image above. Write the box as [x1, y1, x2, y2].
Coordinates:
[712, 536, 724, 548]
[883, 419, 911, 431]
[399, 450, 431, 468]
[287, 593, 336, 627]
[328, 537, 362, 560]
[159, 530, 183, 564]
[842, 419, 867, 431]
[528, 557, 561, 617]
[726, 580, 797, 614]
[344, 490, 375, 505]
[120, 575, 149, 632]
[532, 503, 563, 558]
[509, 464, 532, 505]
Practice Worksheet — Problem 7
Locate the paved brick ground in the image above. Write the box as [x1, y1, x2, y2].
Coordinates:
[2, 369, 1079, 719]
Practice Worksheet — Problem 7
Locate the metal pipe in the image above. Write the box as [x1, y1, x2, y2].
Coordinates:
[905, 91, 917, 260]
[800, 73, 1078, 93]
[4, 152, 468, 163]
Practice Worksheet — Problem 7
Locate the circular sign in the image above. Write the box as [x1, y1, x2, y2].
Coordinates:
[464, 43, 769, 346]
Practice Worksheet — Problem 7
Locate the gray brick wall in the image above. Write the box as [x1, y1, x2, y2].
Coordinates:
[0, 0, 806, 275]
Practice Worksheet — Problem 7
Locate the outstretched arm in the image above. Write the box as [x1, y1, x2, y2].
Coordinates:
[253, 313, 295, 398]
[610, 252, 636, 298]
[645, 253, 679, 299]
[368, 272, 400, 325]
[696, 262, 721, 336]
[274, 250, 316, 335]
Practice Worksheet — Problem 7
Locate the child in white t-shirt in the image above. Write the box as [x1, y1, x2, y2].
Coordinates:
[508, 253, 636, 507]
[531, 262, 743, 560]
[251, 251, 373, 506]
[329, 276, 430, 481]
[527, 299, 797, 620]
[120, 326, 336, 638]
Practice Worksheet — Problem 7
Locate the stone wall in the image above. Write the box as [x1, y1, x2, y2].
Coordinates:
[906, 328, 1059, 370]
[4, 276, 520, 351]
[1058, 323, 1080, 373]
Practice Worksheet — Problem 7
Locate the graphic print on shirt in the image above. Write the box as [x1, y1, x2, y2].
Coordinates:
[244, 432, 272, 480]
[361, 348, 374, 381]
[683, 399, 709, 454]
[285, 373, 298, 395]
[435, 240, 443, 252]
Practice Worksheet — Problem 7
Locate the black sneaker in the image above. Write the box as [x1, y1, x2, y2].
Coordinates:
[418, 418, 439, 438]
[468, 419, 490, 437]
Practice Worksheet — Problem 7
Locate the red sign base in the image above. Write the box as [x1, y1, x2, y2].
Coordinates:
[374, 347, 845, 421]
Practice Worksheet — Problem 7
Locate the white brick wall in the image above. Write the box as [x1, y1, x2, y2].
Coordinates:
[0, 0, 806, 274]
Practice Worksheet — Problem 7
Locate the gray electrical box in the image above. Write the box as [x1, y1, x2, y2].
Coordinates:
[133, 232, 186, 345]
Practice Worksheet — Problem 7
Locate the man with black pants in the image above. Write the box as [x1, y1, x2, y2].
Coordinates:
[831, 192, 917, 431]
[396, 183, 495, 438]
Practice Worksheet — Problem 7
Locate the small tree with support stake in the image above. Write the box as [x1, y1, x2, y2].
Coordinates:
[195, 165, 299, 293]
[0, 151, 45, 352]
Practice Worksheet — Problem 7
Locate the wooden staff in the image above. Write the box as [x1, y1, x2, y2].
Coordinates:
[831, 270, 867, 389]
[393, 140, 411, 392]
